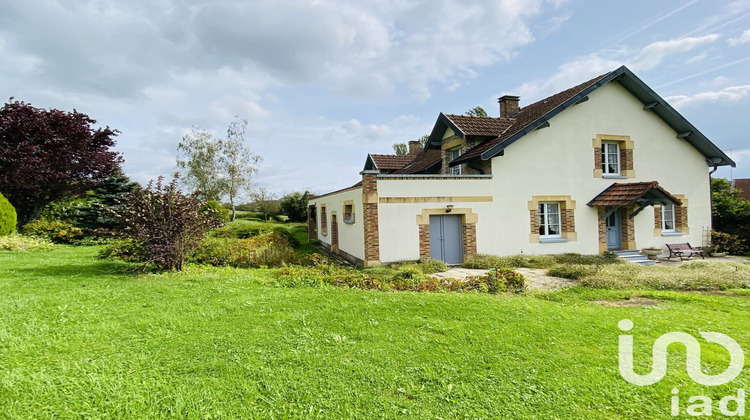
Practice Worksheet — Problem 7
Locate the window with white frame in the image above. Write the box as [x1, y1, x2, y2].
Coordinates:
[601, 142, 620, 175]
[449, 147, 462, 175]
[662, 204, 675, 232]
[538, 202, 561, 237]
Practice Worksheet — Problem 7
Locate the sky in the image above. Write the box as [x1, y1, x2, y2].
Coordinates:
[1, 0, 749, 199]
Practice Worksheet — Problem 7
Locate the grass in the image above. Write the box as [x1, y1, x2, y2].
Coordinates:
[1, 246, 749, 418]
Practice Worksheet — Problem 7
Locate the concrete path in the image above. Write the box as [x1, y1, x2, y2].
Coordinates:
[429, 267, 575, 291]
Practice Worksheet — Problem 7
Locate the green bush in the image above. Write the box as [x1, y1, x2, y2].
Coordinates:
[552, 252, 620, 265]
[22, 218, 85, 243]
[453, 268, 526, 294]
[391, 265, 426, 285]
[418, 258, 447, 274]
[462, 254, 556, 269]
[547, 264, 600, 280]
[234, 211, 264, 220]
[272, 259, 527, 294]
[710, 230, 748, 255]
[0, 234, 53, 251]
[0, 192, 17, 235]
[200, 200, 230, 223]
[97, 239, 148, 263]
[463, 253, 621, 269]
[210, 222, 299, 247]
[191, 233, 298, 268]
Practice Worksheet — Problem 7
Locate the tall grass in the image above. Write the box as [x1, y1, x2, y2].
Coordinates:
[580, 260, 750, 290]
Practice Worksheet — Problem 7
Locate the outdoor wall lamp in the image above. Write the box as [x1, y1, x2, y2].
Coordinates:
[446, 205, 454, 213]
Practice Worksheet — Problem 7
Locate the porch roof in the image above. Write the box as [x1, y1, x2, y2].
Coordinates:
[587, 181, 682, 207]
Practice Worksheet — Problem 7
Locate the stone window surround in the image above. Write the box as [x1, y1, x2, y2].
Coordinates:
[320, 204, 327, 236]
[343, 199, 355, 224]
[592, 134, 635, 178]
[653, 194, 689, 236]
[528, 195, 577, 243]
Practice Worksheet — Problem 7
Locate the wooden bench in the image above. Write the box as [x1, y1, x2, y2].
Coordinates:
[666, 242, 705, 261]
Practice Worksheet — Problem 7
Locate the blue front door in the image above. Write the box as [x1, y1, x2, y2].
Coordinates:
[429, 215, 464, 264]
[606, 210, 622, 250]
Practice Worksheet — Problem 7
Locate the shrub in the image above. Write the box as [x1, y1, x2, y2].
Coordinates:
[463, 253, 621, 269]
[552, 253, 619, 265]
[22, 218, 85, 243]
[458, 268, 526, 293]
[200, 200, 230, 223]
[97, 239, 147, 263]
[0, 192, 17, 235]
[109, 174, 225, 271]
[272, 260, 527, 294]
[234, 211, 264, 220]
[191, 234, 297, 268]
[392, 265, 426, 285]
[462, 254, 556, 269]
[547, 264, 600, 280]
[418, 258, 447, 274]
[279, 191, 309, 222]
[710, 231, 748, 255]
[275, 215, 289, 223]
[0, 235, 53, 251]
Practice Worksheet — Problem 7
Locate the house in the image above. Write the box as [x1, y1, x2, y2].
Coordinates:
[307, 66, 735, 266]
[734, 179, 750, 202]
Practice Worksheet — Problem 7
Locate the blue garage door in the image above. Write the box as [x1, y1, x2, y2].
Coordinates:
[429, 215, 464, 264]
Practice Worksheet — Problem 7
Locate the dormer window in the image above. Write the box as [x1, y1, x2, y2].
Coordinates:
[449, 147, 462, 175]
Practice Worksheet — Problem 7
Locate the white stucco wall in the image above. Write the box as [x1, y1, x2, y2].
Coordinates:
[372, 81, 713, 261]
[486, 82, 712, 255]
[308, 187, 365, 261]
[377, 177, 493, 263]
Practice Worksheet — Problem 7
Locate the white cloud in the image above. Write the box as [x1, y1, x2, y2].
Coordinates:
[685, 52, 709, 64]
[629, 34, 720, 71]
[731, 149, 750, 164]
[513, 54, 623, 101]
[509, 34, 721, 102]
[728, 29, 750, 46]
[666, 85, 750, 108]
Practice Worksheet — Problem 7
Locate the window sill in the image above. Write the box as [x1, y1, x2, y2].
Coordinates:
[602, 174, 628, 179]
[343, 220, 355, 225]
[661, 231, 683, 237]
[540, 237, 568, 243]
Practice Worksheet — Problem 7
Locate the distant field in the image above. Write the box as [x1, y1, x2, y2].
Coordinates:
[0, 246, 748, 419]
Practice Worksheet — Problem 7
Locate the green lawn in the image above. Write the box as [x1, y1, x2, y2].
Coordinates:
[0, 247, 748, 419]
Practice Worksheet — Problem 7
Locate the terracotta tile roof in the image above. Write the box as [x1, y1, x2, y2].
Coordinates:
[454, 72, 611, 164]
[369, 154, 416, 170]
[443, 114, 514, 137]
[734, 179, 750, 201]
[392, 149, 442, 174]
[587, 181, 682, 207]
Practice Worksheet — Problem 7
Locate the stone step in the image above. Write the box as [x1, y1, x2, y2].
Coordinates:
[613, 250, 657, 266]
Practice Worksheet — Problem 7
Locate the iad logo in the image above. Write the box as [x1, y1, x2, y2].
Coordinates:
[618, 319, 746, 417]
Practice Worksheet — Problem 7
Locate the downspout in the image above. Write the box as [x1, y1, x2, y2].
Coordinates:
[709, 165, 718, 176]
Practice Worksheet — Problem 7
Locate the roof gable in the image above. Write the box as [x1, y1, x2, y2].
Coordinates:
[364, 154, 416, 171]
[441, 65, 734, 168]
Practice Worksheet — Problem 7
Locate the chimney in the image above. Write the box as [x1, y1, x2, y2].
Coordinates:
[498, 95, 520, 118]
[408, 140, 422, 155]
